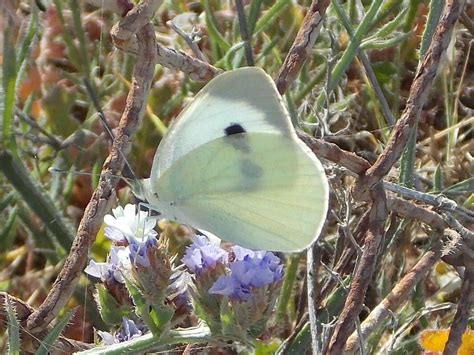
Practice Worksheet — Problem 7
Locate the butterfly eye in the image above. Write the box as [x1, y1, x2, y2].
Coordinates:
[224, 123, 246, 136]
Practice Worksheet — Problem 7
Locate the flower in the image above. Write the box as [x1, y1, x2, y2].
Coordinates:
[128, 235, 158, 268]
[104, 204, 157, 242]
[104, 227, 127, 244]
[209, 247, 283, 301]
[85, 246, 131, 284]
[182, 234, 228, 273]
[98, 317, 145, 345]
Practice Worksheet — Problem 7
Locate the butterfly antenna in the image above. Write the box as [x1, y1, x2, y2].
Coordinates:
[48, 167, 134, 186]
[83, 78, 138, 181]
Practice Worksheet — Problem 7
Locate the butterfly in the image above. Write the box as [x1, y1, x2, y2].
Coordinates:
[136, 67, 329, 252]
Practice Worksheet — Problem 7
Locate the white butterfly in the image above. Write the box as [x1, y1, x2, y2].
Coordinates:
[136, 67, 329, 252]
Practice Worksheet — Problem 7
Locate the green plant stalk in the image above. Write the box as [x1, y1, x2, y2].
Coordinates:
[276, 253, 301, 323]
[15, 7, 38, 100]
[331, 0, 395, 132]
[0, 206, 18, 249]
[361, 32, 412, 50]
[202, 0, 231, 57]
[17, 206, 61, 263]
[254, 36, 280, 64]
[2, 26, 18, 154]
[214, 42, 245, 68]
[420, 0, 444, 54]
[277, 277, 352, 354]
[35, 312, 73, 355]
[5, 297, 21, 355]
[316, 0, 383, 111]
[69, 0, 91, 76]
[399, 0, 442, 188]
[370, 0, 404, 31]
[52, 0, 83, 72]
[399, 123, 418, 187]
[0, 151, 75, 251]
[370, 8, 408, 39]
[254, 0, 291, 35]
[294, 67, 327, 103]
[248, 0, 263, 34]
[77, 324, 213, 355]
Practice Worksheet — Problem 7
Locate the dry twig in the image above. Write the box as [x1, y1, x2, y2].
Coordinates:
[0, 292, 93, 353]
[275, 0, 330, 94]
[344, 243, 443, 352]
[443, 258, 474, 354]
[25, 3, 159, 332]
[353, 0, 466, 199]
[326, 184, 388, 354]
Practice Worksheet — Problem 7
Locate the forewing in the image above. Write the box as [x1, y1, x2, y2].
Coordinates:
[151, 67, 294, 183]
[156, 133, 328, 252]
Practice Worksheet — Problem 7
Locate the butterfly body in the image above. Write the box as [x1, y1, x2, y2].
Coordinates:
[139, 67, 329, 252]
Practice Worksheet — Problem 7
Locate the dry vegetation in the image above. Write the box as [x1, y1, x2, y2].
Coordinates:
[0, 0, 473, 354]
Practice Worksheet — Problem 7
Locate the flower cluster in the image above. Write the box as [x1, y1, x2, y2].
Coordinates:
[85, 204, 160, 284]
[182, 234, 284, 339]
[86, 204, 286, 347]
[209, 246, 284, 301]
[85, 204, 177, 344]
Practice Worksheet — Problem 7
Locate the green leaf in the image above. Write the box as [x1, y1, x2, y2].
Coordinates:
[35, 312, 73, 355]
[420, 0, 444, 56]
[0, 151, 75, 251]
[362, 32, 411, 50]
[317, 0, 384, 111]
[2, 25, 18, 153]
[5, 297, 20, 355]
[0, 206, 18, 250]
[254, 0, 291, 35]
[0, 191, 15, 211]
[95, 284, 131, 325]
[202, 0, 231, 56]
[433, 165, 444, 192]
[248, 0, 263, 34]
[441, 178, 474, 196]
[371, 9, 408, 39]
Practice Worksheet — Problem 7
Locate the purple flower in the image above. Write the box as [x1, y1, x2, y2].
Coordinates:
[98, 317, 145, 345]
[104, 227, 127, 244]
[128, 235, 158, 268]
[182, 235, 228, 273]
[84, 247, 131, 283]
[209, 247, 283, 301]
[208, 275, 252, 300]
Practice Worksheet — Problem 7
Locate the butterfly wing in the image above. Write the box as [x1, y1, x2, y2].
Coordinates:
[151, 67, 295, 182]
[153, 132, 328, 252]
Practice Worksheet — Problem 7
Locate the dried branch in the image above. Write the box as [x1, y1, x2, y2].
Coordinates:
[386, 198, 447, 230]
[384, 182, 474, 223]
[307, 243, 323, 353]
[87, 0, 220, 81]
[297, 131, 371, 175]
[327, 184, 388, 354]
[275, 0, 330, 94]
[167, 21, 206, 62]
[354, 0, 466, 198]
[0, 292, 93, 353]
[25, 10, 158, 332]
[443, 258, 474, 354]
[344, 243, 443, 352]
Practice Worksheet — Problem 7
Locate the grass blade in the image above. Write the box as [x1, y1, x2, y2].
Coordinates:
[35, 311, 73, 355]
[0, 151, 75, 251]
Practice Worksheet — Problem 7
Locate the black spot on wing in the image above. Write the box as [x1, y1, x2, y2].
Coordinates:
[224, 123, 246, 136]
